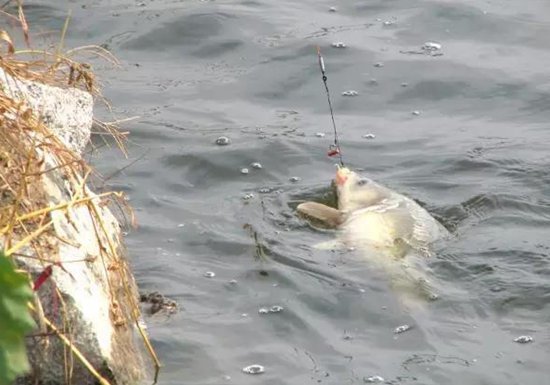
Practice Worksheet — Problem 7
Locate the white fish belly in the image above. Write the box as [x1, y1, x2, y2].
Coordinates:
[342, 212, 397, 249]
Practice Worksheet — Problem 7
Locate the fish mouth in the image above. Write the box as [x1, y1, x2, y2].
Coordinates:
[335, 167, 350, 186]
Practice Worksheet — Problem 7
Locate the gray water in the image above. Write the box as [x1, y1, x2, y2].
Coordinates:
[28, 0, 550, 384]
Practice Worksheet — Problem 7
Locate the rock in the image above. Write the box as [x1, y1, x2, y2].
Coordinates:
[18, 162, 150, 385]
[0, 67, 93, 155]
[0, 72, 152, 384]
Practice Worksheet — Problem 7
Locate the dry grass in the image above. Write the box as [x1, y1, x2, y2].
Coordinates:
[0, 2, 159, 384]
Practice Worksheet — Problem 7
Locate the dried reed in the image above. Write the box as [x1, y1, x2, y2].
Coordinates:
[1, 3, 159, 384]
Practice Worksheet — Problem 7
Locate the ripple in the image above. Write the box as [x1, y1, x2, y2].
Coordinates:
[123, 12, 235, 51]
[65, 0, 550, 383]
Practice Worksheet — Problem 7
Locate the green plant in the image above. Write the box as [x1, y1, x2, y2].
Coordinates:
[0, 250, 36, 385]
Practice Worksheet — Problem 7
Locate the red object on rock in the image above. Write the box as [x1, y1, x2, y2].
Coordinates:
[33, 265, 53, 291]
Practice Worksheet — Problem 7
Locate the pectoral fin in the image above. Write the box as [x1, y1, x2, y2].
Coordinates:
[297, 201, 343, 229]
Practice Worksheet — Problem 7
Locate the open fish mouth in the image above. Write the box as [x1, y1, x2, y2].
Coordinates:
[335, 166, 351, 186]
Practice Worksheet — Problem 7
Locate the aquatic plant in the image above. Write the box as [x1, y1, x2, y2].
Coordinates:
[0, 250, 35, 385]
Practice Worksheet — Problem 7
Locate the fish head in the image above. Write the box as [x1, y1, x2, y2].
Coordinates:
[334, 166, 388, 211]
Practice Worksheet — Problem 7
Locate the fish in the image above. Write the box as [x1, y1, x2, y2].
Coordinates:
[297, 166, 449, 308]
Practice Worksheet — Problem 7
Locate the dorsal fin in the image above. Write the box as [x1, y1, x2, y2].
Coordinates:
[297, 201, 344, 229]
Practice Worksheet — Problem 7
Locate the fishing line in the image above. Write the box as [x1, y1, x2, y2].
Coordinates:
[317, 46, 345, 167]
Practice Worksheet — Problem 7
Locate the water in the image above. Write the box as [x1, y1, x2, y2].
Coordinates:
[26, 0, 550, 384]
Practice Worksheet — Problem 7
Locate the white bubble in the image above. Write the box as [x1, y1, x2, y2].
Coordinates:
[514, 335, 533, 344]
[138, 318, 148, 330]
[342, 90, 359, 97]
[422, 41, 442, 51]
[242, 364, 265, 375]
[215, 136, 231, 146]
[394, 324, 412, 334]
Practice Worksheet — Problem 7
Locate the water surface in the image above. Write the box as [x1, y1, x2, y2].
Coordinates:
[28, 0, 550, 384]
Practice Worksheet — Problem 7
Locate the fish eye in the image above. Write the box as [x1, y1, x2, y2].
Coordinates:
[356, 179, 369, 186]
